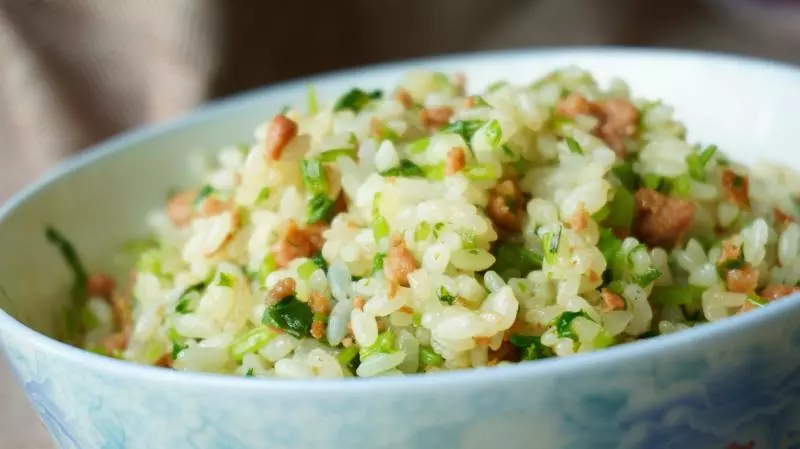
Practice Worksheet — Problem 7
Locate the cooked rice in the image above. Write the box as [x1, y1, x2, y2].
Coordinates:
[70, 67, 800, 378]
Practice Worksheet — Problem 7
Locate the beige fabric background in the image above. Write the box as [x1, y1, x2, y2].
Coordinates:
[1, 0, 798, 447]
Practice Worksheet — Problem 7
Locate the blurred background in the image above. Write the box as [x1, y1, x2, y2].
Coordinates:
[1, 0, 799, 447]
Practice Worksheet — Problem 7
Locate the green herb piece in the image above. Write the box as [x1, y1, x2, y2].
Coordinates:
[372, 253, 386, 273]
[432, 222, 445, 240]
[718, 245, 745, 271]
[418, 346, 444, 367]
[440, 120, 485, 151]
[317, 148, 357, 162]
[598, 229, 622, 271]
[746, 294, 766, 308]
[306, 83, 319, 114]
[333, 88, 383, 113]
[642, 174, 663, 191]
[217, 272, 236, 288]
[262, 295, 314, 338]
[255, 187, 271, 205]
[175, 282, 205, 313]
[380, 159, 426, 178]
[360, 329, 396, 360]
[436, 286, 456, 305]
[686, 144, 718, 180]
[231, 326, 276, 360]
[464, 163, 498, 181]
[612, 163, 637, 191]
[633, 267, 662, 287]
[487, 81, 508, 92]
[372, 216, 390, 241]
[670, 174, 693, 197]
[650, 285, 704, 306]
[510, 334, 549, 361]
[415, 221, 431, 241]
[412, 313, 422, 327]
[422, 163, 445, 181]
[485, 119, 503, 148]
[457, 228, 477, 249]
[121, 236, 159, 258]
[193, 185, 216, 207]
[491, 242, 543, 281]
[337, 345, 360, 373]
[605, 280, 625, 296]
[258, 254, 277, 285]
[376, 124, 400, 143]
[470, 95, 489, 107]
[245, 368, 255, 377]
[408, 137, 430, 154]
[301, 159, 328, 195]
[45, 226, 88, 345]
[298, 260, 319, 280]
[542, 227, 562, 264]
[310, 252, 328, 273]
[307, 193, 336, 225]
[171, 342, 186, 360]
[80, 306, 99, 330]
[554, 310, 588, 340]
[564, 136, 584, 155]
[604, 188, 635, 230]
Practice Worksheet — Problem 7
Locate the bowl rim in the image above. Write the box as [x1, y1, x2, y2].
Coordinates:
[2, 46, 800, 394]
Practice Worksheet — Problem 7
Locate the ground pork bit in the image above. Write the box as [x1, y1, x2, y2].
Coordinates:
[554, 93, 638, 156]
[718, 239, 742, 266]
[263, 115, 298, 161]
[633, 188, 695, 249]
[472, 336, 491, 347]
[721, 168, 751, 210]
[154, 353, 174, 368]
[392, 88, 413, 109]
[726, 266, 759, 294]
[167, 190, 195, 227]
[487, 179, 526, 232]
[445, 147, 466, 176]
[197, 196, 231, 217]
[87, 273, 115, 300]
[352, 296, 366, 311]
[601, 288, 626, 312]
[568, 202, 589, 231]
[308, 292, 331, 315]
[110, 293, 132, 331]
[383, 236, 417, 287]
[310, 321, 326, 340]
[98, 331, 128, 354]
[271, 220, 324, 268]
[487, 341, 519, 366]
[774, 208, 795, 229]
[760, 284, 800, 301]
[419, 106, 453, 129]
[268, 278, 297, 303]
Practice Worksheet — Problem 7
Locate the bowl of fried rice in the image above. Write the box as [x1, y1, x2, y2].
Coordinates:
[2, 48, 800, 449]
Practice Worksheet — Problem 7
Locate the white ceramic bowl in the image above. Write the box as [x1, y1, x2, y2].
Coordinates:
[2, 48, 800, 449]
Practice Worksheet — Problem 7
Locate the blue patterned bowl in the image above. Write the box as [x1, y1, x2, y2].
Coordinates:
[2, 49, 800, 449]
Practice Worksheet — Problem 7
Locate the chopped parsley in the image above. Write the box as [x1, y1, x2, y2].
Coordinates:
[414, 221, 431, 241]
[333, 88, 383, 113]
[509, 334, 549, 361]
[360, 330, 395, 360]
[554, 310, 588, 340]
[564, 136, 584, 155]
[255, 187, 271, 204]
[301, 159, 328, 195]
[372, 253, 386, 273]
[217, 272, 236, 288]
[193, 184, 216, 207]
[310, 252, 328, 273]
[485, 119, 503, 148]
[440, 120, 485, 151]
[245, 368, 255, 377]
[317, 148, 357, 163]
[171, 342, 186, 360]
[542, 227, 562, 264]
[307, 193, 336, 225]
[418, 346, 444, 367]
[380, 159, 426, 178]
[633, 267, 662, 287]
[408, 137, 430, 154]
[491, 242, 543, 281]
[686, 144, 718, 180]
[45, 226, 88, 345]
[436, 286, 457, 305]
[175, 282, 206, 313]
[261, 295, 314, 338]
[604, 188, 635, 230]
[337, 345, 360, 374]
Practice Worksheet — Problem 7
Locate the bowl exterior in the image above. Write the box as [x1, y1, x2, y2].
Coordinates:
[3, 310, 800, 449]
[4, 48, 800, 449]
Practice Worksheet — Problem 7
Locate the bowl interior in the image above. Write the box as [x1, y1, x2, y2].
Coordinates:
[2, 48, 800, 339]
